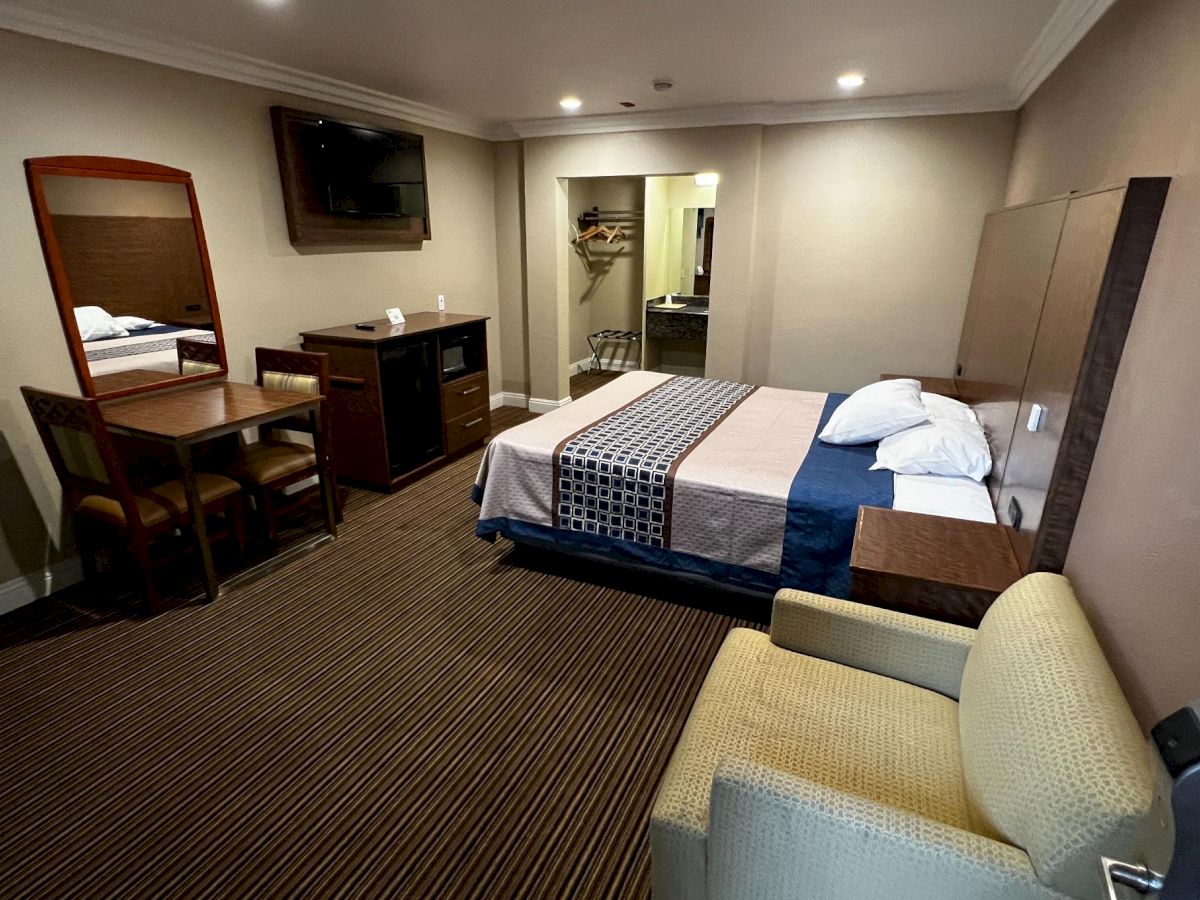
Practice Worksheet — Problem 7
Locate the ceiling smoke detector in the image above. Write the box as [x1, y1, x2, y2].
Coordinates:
[652, 78, 674, 93]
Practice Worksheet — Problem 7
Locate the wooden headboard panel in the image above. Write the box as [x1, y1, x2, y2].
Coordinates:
[51, 214, 210, 321]
[953, 178, 1170, 572]
[954, 197, 1068, 508]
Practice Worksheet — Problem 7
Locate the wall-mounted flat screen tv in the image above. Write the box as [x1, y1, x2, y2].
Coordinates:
[271, 106, 431, 246]
[312, 121, 426, 218]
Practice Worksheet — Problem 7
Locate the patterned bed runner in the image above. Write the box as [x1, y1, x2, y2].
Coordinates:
[553, 376, 757, 547]
[85, 331, 216, 362]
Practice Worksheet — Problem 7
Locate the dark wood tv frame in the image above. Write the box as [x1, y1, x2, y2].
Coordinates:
[270, 106, 431, 247]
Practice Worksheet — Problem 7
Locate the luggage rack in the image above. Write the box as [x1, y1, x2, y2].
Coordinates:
[586, 329, 641, 374]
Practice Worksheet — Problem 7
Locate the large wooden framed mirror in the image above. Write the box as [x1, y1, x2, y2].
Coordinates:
[24, 156, 228, 399]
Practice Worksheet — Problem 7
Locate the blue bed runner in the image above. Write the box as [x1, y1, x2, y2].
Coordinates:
[780, 392, 894, 597]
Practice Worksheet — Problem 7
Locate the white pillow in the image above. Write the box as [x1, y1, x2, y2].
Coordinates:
[818, 379, 929, 445]
[113, 315, 158, 331]
[74, 306, 128, 342]
[921, 391, 978, 426]
[871, 419, 993, 482]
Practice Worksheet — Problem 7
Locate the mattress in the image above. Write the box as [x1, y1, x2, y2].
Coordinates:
[474, 371, 994, 597]
[84, 326, 216, 376]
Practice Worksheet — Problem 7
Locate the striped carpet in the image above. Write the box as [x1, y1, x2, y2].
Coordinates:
[0, 393, 765, 898]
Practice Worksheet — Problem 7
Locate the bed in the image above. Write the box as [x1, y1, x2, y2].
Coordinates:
[473, 371, 994, 598]
[84, 324, 217, 378]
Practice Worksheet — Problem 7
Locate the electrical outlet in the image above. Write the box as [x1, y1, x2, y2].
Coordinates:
[437, 294, 446, 311]
[1008, 496, 1023, 530]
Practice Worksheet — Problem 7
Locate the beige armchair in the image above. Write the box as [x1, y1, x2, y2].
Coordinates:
[650, 574, 1169, 899]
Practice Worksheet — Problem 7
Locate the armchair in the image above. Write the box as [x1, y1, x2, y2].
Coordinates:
[650, 574, 1168, 899]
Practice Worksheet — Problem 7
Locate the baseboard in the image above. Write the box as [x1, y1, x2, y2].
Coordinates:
[528, 396, 572, 414]
[569, 356, 640, 376]
[0, 557, 84, 615]
[497, 392, 529, 409]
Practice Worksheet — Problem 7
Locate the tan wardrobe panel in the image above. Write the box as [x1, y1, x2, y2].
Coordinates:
[954, 198, 1068, 503]
[997, 188, 1126, 565]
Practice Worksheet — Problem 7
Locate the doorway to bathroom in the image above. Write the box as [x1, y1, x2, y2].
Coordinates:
[642, 175, 717, 375]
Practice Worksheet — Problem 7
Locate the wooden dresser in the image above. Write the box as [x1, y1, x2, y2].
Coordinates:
[301, 312, 490, 491]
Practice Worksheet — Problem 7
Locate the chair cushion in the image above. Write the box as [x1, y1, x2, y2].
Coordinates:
[181, 359, 222, 376]
[227, 439, 316, 486]
[652, 628, 997, 895]
[262, 371, 319, 395]
[78, 473, 241, 529]
[959, 573, 1157, 898]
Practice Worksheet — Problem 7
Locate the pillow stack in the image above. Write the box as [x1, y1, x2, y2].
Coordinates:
[73, 306, 129, 342]
[113, 314, 158, 331]
[817, 379, 929, 445]
[818, 379, 992, 482]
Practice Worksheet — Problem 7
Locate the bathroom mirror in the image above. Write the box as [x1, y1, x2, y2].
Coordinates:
[25, 156, 227, 399]
[662, 206, 715, 296]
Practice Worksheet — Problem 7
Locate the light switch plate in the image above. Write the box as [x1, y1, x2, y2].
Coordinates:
[1027, 403, 1046, 432]
[437, 294, 446, 311]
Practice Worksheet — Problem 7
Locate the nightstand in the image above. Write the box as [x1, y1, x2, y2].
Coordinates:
[849, 506, 1023, 627]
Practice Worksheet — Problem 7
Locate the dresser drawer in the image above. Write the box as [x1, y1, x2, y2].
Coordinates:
[444, 408, 490, 454]
[441, 372, 489, 420]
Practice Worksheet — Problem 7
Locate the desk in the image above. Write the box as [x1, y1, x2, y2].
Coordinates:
[103, 381, 337, 600]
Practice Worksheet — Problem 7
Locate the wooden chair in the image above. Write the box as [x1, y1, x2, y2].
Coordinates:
[21, 386, 246, 612]
[225, 347, 338, 551]
[176, 336, 222, 375]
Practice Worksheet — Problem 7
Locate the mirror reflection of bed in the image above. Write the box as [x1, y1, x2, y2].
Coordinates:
[40, 174, 218, 395]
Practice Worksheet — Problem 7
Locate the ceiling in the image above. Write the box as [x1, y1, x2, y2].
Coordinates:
[1, 0, 1116, 139]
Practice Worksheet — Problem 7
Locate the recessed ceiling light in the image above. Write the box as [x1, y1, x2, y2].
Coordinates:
[694, 172, 720, 187]
[559, 96, 582, 112]
[837, 72, 867, 89]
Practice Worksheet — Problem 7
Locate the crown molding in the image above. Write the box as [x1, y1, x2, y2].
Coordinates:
[1009, 0, 1118, 104]
[509, 0, 1113, 140]
[510, 88, 1017, 139]
[2, 0, 1112, 143]
[0, 1, 505, 141]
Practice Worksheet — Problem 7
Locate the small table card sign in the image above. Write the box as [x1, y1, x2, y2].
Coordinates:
[386, 307, 406, 326]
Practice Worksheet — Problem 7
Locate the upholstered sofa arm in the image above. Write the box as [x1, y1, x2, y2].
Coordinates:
[770, 589, 975, 698]
[707, 759, 1065, 900]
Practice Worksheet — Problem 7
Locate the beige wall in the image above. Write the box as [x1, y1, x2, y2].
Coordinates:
[514, 115, 1014, 404]
[521, 126, 766, 403]
[642, 175, 673, 302]
[1005, 0, 1200, 727]
[0, 30, 502, 593]
[748, 114, 1016, 391]
[566, 176, 644, 367]
[493, 141, 528, 397]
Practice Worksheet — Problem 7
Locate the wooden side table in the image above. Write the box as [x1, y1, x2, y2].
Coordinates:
[849, 506, 1023, 627]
